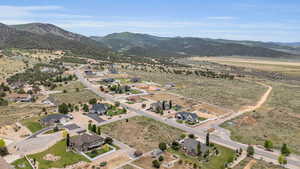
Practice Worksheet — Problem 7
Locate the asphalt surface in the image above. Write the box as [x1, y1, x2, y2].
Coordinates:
[75, 69, 300, 169]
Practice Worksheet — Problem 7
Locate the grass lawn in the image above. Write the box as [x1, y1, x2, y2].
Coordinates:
[85, 144, 113, 158]
[21, 116, 44, 133]
[233, 157, 285, 169]
[12, 158, 32, 169]
[106, 108, 126, 116]
[50, 89, 101, 104]
[28, 139, 89, 169]
[101, 116, 185, 152]
[222, 80, 300, 154]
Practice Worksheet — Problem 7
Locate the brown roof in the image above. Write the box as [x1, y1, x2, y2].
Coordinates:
[0, 157, 11, 169]
[70, 133, 104, 147]
[8, 93, 30, 99]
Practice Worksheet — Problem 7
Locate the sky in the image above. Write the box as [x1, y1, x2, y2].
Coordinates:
[0, 0, 300, 42]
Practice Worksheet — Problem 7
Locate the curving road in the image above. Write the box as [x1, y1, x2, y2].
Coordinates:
[75, 68, 300, 169]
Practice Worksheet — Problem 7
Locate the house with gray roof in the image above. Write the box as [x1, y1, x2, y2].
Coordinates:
[181, 138, 208, 156]
[70, 133, 105, 152]
[176, 112, 199, 123]
[90, 103, 108, 115]
[41, 114, 72, 126]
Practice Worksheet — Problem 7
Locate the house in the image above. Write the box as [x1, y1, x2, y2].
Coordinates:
[70, 133, 105, 152]
[181, 138, 208, 156]
[84, 70, 95, 76]
[90, 103, 108, 115]
[150, 100, 172, 113]
[131, 77, 141, 83]
[8, 93, 33, 102]
[108, 64, 118, 74]
[151, 149, 163, 158]
[41, 114, 72, 126]
[102, 78, 115, 83]
[176, 112, 199, 123]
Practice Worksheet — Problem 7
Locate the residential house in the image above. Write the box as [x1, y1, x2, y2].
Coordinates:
[8, 93, 33, 102]
[41, 114, 72, 126]
[84, 70, 95, 76]
[175, 112, 199, 123]
[151, 149, 163, 158]
[150, 100, 172, 113]
[90, 103, 108, 115]
[70, 133, 105, 152]
[131, 77, 141, 83]
[181, 138, 208, 156]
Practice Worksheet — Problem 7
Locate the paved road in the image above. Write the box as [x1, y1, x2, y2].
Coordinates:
[75, 68, 300, 169]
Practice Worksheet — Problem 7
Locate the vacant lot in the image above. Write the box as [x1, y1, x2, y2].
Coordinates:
[125, 69, 266, 111]
[0, 57, 25, 82]
[54, 81, 85, 91]
[223, 81, 300, 154]
[0, 102, 52, 126]
[101, 116, 184, 152]
[233, 157, 284, 169]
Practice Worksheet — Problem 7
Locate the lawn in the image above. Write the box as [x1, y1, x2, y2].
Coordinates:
[21, 116, 44, 133]
[50, 89, 101, 104]
[28, 139, 89, 169]
[12, 158, 32, 169]
[222, 80, 300, 154]
[101, 116, 185, 152]
[85, 144, 113, 158]
[106, 106, 126, 116]
[233, 157, 285, 169]
[124, 69, 266, 111]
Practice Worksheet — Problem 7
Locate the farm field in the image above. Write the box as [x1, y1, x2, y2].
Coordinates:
[222, 80, 300, 154]
[100, 116, 184, 152]
[124, 69, 266, 111]
[233, 157, 285, 169]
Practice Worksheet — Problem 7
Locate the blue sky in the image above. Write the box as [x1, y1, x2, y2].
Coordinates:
[0, 0, 300, 42]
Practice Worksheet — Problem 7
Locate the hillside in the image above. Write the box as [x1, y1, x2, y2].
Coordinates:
[92, 32, 295, 58]
[0, 23, 111, 58]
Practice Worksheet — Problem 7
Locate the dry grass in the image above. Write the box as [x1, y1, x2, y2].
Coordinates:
[0, 57, 25, 81]
[124, 69, 266, 111]
[223, 81, 300, 154]
[101, 116, 184, 152]
[233, 157, 284, 169]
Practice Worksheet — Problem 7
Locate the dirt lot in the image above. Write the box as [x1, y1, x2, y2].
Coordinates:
[133, 152, 180, 169]
[0, 57, 25, 82]
[223, 80, 300, 154]
[101, 116, 184, 152]
[233, 157, 284, 169]
[124, 69, 266, 111]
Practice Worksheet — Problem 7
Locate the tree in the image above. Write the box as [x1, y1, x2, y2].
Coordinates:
[0, 139, 8, 156]
[281, 143, 291, 156]
[58, 103, 69, 114]
[66, 133, 70, 147]
[278, 154, 287, 166]
[115, 101, 120, 107]
[83, 104, 89, 112]
[92, 124, 97, 133]
[247, 145, 255, 157]
[180, 134, 186, 139]
[88, 123, 92, 131]
[96, 126, 101, 135]
[197, 142, 202, 156]
[88, 98, 97, 105]
[159, 142, 167, 151]
[206, 132, 210, 146]
[104, 137, 113, 145]
[264, 140, 273, 151]
[171, 141, 180, 151]
[152, 160, 160, 168]
[76, 88, 79, 92]
[158, 156, 164, 161]
[188, 134, 195, 139]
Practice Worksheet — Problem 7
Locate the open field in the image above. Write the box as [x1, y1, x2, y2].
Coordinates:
[0, 57, 25, 82]
[233, 157, 285, 169]
[0, 102, 52, 126]
[54, 81, 85, 91]
[222, 80, 300, 154]
[190, 56, 300, 79]
[124, 69, 266, 111]
[28, 139, 89, 169]
[100, 116, 185, 152]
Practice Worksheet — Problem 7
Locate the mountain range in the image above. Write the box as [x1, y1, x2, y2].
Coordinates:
[0, 22, 299, 60]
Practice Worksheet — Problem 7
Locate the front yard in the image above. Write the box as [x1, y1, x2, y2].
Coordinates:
[27, 139, 89, 169]
[84, 144, 113, 159]
[21, 116, 44, 133]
